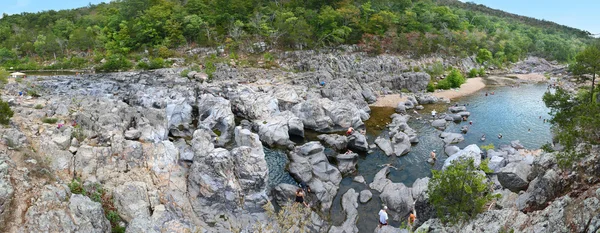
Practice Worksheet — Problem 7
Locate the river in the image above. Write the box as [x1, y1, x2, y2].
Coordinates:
[264, 83, 553, 231]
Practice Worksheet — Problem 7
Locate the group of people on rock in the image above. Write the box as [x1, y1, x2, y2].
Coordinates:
[378, 205, 417, 230]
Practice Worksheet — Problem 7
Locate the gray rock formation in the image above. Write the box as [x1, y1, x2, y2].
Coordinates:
[440, 132, 464, 145]
[113, 181, 151, 223]
[197, 94, 236, 146]
[254, 111, 303, 147]
[288, 142, 342, 212]
[497, 162, 532, 192]
[369, 167, 414, 220]
[336, 152, 358, 175]
[292, 98, 366, 133]
[347, 132, 368, 152]
[443, 144, 482, 170]
[360, 190, 373, 203]
[68, 194, 112, 233]
[444, 146, 460, 156]
[329, 189, 359, 233]
[0, 155, 13, 228]
[318, 134, 348, 151]
[431, 119, 447, 130]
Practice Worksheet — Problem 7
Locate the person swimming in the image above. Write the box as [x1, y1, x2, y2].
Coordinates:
[481, 134, 486, 141]
[498, 133, 503, 139]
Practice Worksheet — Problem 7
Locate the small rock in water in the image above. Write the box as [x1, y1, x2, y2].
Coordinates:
[359, 190, 372, 203]
[353, 176, 366, 184]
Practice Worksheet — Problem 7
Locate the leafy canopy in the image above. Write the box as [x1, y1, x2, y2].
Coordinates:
[428, 158, 496, 224]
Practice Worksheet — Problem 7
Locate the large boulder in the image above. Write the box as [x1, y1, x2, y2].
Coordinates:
[391, 132, 411, 156]
[317, 134, 348, 151]
[448, 106, 467, 113]
[271, 183, 299, 207]
[328, 189, 359, 233]
[347, 132, 368, 152]
[439, 132, 464, 145]
[230, 88, 279, 120]
[497, 162, 532, 192]
[517, 169, 560, 211]
[443, 144, 482, 170]
[375, 136, 394, 156]
[0, 155, 13, 227]
[197, 94, 235, 146]
[113, 182, 151, 223]
[431, 119, 447, 130]
[292, 98, 366, 133]
[360, 190, 373, 203]
[166, 101, 194, 137]
[68, 194, 112, 233]
[254, 111, 303, 147]
[369, 167, 414, 220]
[336, 152, 358, 175]
[288, 142, 342, 212]
[444, 146, 460, 156]
[488, 156, 507, 172]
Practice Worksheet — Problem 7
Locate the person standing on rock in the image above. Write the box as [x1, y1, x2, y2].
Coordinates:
[408, 209, 417, 230]
[378, 206, 388, 228]
[346, 127, 354, 136]
[430, 150, 437, 161]
[295, 188, 309, 208]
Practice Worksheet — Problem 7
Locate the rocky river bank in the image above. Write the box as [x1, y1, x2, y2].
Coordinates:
[0, 51, 598, 233]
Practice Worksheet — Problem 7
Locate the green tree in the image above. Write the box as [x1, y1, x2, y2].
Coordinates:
[571, 42, 600, 103]
[428, 158, 495, 224]
[476, 48, 492, 64]
[446, 68, 466, 88]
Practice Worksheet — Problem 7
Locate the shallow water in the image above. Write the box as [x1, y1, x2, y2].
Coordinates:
[264, 84, 552, 231]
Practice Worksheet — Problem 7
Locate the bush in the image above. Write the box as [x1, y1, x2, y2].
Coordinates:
[436, 79, 451, 90]
[41, 117, 58, 124]
[427, 82, 435, 92]
[426, 62, 445, 78]
[68, 177, 85, 194]
[540, 142, 555, 153]
[446, 68, 466, 88]
[0, 100, 14, 125]
[428, 158, 496, 224]
[180, 69, 190, 77]
[27, 89, 41, 97]
[478, 68, 486, 77]
[480, 143, 495, 151]
[34, 104, 44, 109]
[468, 68, 479, 78]
[96, 55, 133, 72]
[149, 57, 165, 69]
[476, 48, 493, 64]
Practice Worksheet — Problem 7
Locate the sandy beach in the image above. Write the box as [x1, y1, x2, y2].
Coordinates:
[432, 77, 486, 100]
[370, 94, 408, 107]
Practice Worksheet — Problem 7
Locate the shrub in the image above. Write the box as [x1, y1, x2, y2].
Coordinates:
[427, 82, 435, 92]
[148, 57, 165, 69]
[97, 55, 133, 72]
[446, 69, 466, 88]
[479, 158, 494, 173]
[476, 48, 493, 64]
[34, 104, 44, 109]
[478, 68, 486, 77]
[428, 158, 496, 224]
[540, 142, 555, 153]
[468, 68, 479, 78]
[436, 79, 451, 90]
[480, 143, 495, 151]
[41, 117, 58, 124]
[27, 89, 41, 97]
[426, 62, 445, 78]
[0, 99, 14, 125]
[68, 177, 85, 194]
[180, 69, 190, 77]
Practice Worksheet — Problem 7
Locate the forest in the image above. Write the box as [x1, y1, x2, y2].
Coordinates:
[0, 0, 593, 71]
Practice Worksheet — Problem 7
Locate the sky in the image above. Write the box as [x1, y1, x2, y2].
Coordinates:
[1, 0, 599, 35]
[1, 0, 110, 16]
[462, 0, 600, 35]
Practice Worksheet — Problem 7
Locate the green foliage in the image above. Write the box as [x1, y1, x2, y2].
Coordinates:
[439, 68, 466, 89]
[0, 0, 592, 70]
[476, 48, 493, 64]
[468, 68, 479, 78]
[68, 177, 85, 194]
[540, 142, 555, 153]
[480, 143, 495, 151]
[0, 67, 8, 87]
[426, 82, 435, 92]
[34, 104, 44, 109]
[543, 87, 600, 168]
[571, 42, 600, 103]
[478, 68, 486, 77]
[41, 117, 58, 124]
[479, 158, 494, 173]
[428, 158, 495, 224]
[97, 55, 133, 72]
[426, 62, 445, 78]
[0, 99, 13, 125]
[27, 89, 41, 97]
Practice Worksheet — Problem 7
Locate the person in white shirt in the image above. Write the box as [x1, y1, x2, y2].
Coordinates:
[378, 206, 388, 228]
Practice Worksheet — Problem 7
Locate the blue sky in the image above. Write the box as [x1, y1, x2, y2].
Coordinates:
[2, 0, 599, 35]
[462, 0, 600, 35]
[1, 0, 109, 16]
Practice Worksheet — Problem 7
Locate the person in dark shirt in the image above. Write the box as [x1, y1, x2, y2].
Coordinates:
[295, 188, 309, 207]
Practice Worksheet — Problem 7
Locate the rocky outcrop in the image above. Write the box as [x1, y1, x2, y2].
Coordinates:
[318, 134, 348, 151]
[197, 94, 236, 146]
[0, 154, 13, 228]
[443, 144, 482, 170]
[347, 132, 368, 152]
[360, 190, 372, 203]
[336, 152, 359, 175]
[254, 111, 304, 148]
[329, 189, 359, 233]
[369, 167, 414, 220]
[292, 98, 367, 133]
[288, 142, 342, 212]
[431, 119, 447, 130]
[113, 181, 151, 223]
[439, 132, 464, 145]
[497, 162, 532, 192]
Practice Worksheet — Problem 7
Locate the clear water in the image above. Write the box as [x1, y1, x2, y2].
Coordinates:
[263, 84, 552, 232]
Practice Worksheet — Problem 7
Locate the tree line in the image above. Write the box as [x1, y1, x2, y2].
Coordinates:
[0, 0, 593, 71]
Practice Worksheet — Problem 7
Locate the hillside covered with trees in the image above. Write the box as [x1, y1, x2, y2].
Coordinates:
[0, 0, 593, 71]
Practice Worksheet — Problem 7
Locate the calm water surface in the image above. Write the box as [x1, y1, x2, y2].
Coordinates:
[264, 84, 552, 231]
